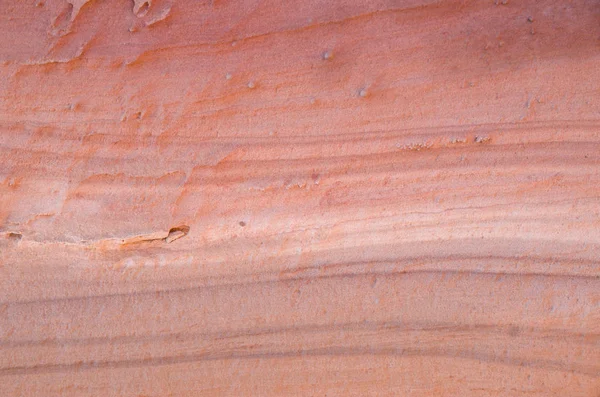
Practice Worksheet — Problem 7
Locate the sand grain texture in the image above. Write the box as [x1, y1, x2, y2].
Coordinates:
[0, 0, 599, 395]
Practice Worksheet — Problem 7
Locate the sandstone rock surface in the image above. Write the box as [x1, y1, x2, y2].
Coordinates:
[1, 0, 599, 395]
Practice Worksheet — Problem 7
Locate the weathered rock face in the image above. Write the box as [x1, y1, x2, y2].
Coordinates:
[1, 0, 599, 395]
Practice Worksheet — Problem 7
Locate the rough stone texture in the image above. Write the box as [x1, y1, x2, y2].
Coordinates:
[1, 0, 599, 395]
